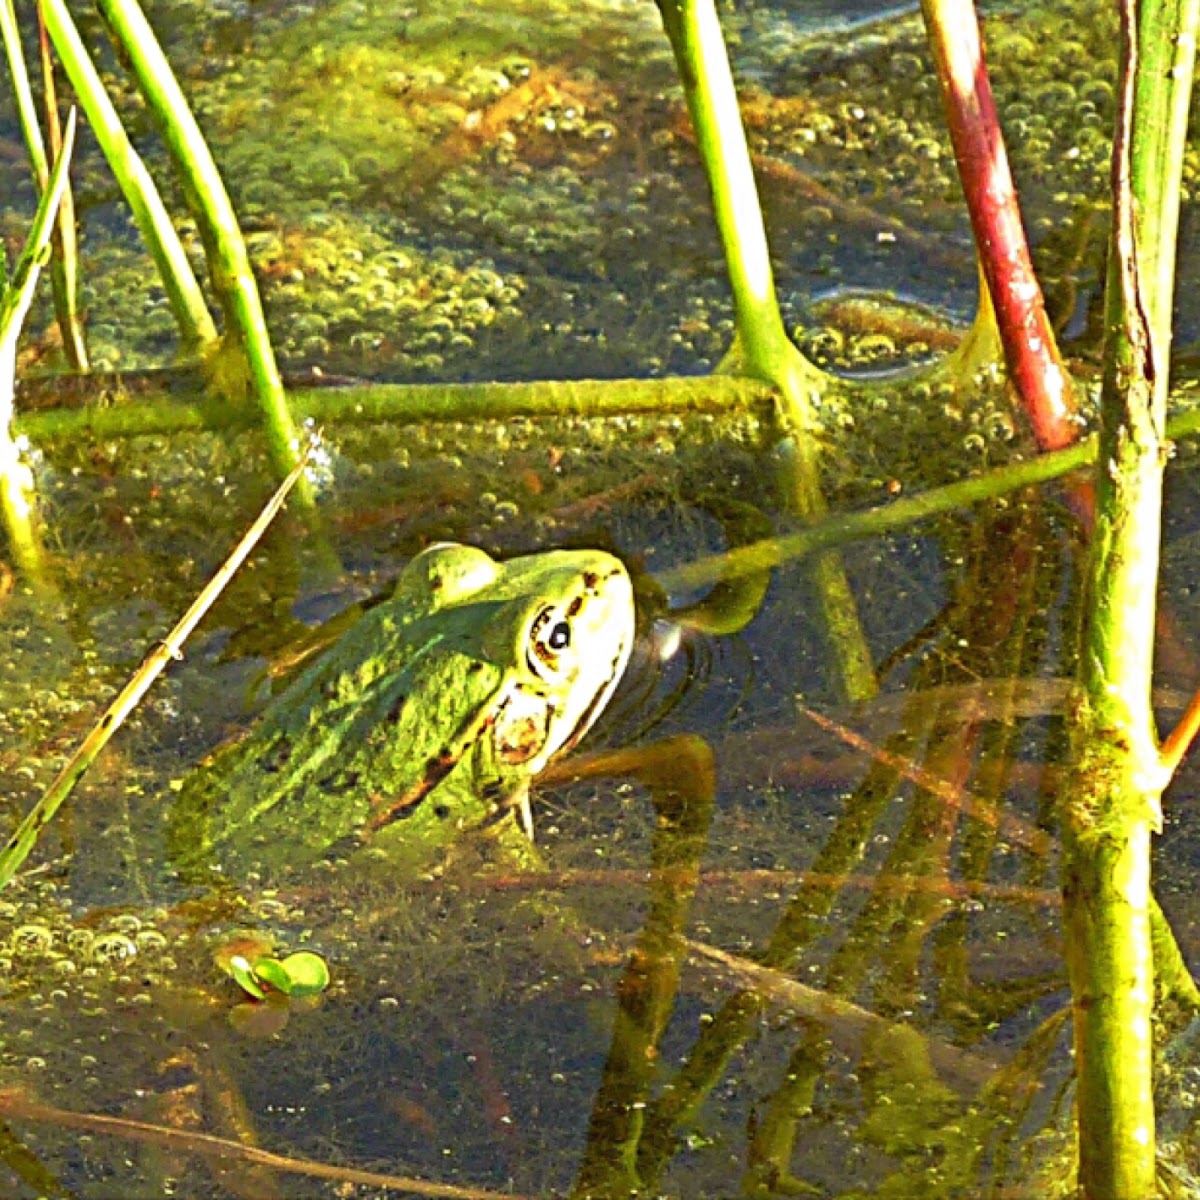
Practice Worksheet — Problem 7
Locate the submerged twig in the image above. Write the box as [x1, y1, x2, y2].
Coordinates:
[0, 445, 313, 889]
[0, 1089, 531, 1200]
[423, 865, 1060, 909]
[573, 735, 714, 1198]
[684, 938, 998, 1090]
[799, 705, 1052, 856]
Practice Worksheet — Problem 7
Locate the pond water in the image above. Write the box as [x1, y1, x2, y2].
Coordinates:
[3, 0, 1148, 379]
[3, 0, 1200, 1197]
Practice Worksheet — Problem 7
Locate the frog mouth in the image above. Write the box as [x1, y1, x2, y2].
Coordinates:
[556, 638, 632, 756]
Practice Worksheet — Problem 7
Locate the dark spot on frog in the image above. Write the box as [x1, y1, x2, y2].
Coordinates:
[567, 596, 582, 618]
[315, 769, 360, 795]
[261, 741, 293, 774]
[368, 748, 459, 830]
[304, 768, 360, 796]
[583, 571, 599, 591]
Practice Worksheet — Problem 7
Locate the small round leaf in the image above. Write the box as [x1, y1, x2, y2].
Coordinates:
[277, 951, 331, 996]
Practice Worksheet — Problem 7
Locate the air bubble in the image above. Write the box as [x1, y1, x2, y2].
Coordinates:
[10, 924, 54, 957]
[90, 934, 137, 966]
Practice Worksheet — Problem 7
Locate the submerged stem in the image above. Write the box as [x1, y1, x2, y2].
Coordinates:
[654, 0, 876, 701]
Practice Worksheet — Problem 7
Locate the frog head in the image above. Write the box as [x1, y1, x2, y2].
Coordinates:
[363, 543, 635, 845]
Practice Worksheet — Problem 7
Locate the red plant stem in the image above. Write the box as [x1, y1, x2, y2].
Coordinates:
[922, 0, 1079, 452]
[1160, 684, 1200, 774]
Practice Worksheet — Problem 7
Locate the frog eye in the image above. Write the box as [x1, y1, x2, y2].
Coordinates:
[528, 608, 573, 679]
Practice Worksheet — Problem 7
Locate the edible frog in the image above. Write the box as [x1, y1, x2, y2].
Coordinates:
[168, 543, 635, 880]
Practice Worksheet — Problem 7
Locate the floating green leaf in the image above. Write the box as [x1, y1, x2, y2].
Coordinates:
[213, 934, 329, 1001]
[259, 951, 331, 997]
[249, 957, 290, 993]
[226, 953, 266, 1001]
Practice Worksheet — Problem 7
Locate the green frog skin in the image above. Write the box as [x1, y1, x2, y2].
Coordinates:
[168, 543, 635, 880]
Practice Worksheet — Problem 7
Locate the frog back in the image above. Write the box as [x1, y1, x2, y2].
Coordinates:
[168, 601, 513, 878]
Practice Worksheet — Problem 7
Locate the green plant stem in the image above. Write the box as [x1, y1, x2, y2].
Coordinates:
[93, 0, 307, 500]
[1151, 898, 1200, 1013]
[653, 0, 822, 399]
[654, 0, 876, 702]
[1, 0, 48, 213]
[36, 4, 88, 371]
[1, 0, 85, 370]
[13, 370, 1200, 595]
[1128, 0, 1199, 352]
[0, 109, 75, 583]
[38, 0, 217, 354]
[1060, 1, 1197, 1194]
[0, 376, 1118, 594]
[5, 371, 1105, 596]
[14, 374, 776, 440]
[654, 395, 1200, 590]
[656, 439, 1094, 593]
[0, 111, 74, 359]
